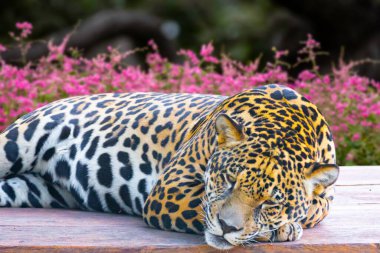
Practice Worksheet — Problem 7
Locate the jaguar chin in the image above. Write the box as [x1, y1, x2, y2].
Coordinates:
[205, 230, 235, 250]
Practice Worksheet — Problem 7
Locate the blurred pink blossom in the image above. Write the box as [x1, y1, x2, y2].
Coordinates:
[0, 44, 6, 53]
[178, 49, 200, 65]
[305, 34, 320, 48]
[298, 70, 316, 81]
[352, 133, 361, 142]
[200, 43, 218, 63]
[274, 50, 288, 59]
[346, 152, 354, 161]
[15, 22, 33, 38]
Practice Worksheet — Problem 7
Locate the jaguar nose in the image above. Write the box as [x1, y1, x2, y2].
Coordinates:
[218, 217, 241, 234]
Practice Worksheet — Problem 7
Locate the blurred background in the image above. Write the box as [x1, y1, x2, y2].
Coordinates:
[1, 0, 380, 79]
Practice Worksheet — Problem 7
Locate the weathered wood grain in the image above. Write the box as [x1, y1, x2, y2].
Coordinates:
[335, 166, 380, 186]
[0, 166, 379, 253]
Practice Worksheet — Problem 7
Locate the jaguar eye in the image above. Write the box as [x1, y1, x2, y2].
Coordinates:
[226, 174, 236, 184]
[263, 199, 277, 206]
[261, 199, 278, 209]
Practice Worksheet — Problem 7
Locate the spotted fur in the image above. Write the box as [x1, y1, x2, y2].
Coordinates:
[0, 84, 338, 249]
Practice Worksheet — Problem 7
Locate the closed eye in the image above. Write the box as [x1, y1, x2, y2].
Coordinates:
[211, 182, 235, 202]
[221, 182, 235, 198]
[226, 174, 236, 185]
[261, 199, 281, 210]
[263, 199, 277, 205]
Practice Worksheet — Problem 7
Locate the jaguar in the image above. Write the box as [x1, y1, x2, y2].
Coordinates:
[0, 84, 339, 249]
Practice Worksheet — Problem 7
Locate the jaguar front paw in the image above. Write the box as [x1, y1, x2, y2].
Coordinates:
[275, 222, 303, 242]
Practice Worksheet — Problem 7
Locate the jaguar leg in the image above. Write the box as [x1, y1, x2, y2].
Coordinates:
[301, 186, 334, 228]
[0, 173, 78, 209]
[143, 163, 205, 234]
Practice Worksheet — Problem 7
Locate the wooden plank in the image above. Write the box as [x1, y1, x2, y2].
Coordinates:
[0, 205, 379, 246]
[334, 185, 380, 205]
[0, 166, 379, 253]
[335, 166, 380, 186]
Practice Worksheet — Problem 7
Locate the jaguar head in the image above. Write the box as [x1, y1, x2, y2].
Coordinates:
[203, 114, 339, 249]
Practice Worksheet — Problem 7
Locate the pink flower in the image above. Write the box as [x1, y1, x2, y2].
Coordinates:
[178, 49, 200, 65]
[351, 133, 360, 142]
[148, 40, 158, 51]
[0, 44, 6, 53]
[322, 75, 330, 84]
[242, 60, 259, 73]
[200, 43, 219, 63]
[200, 43, 214, 57]
[16, 21, 33, 38]
[339, 123, 348, 132]
[298, 70, 315, 81]
[361, 121, 373, 127]
[16, 22, 33, 31]
[181, 84, 203, 93]
[305, 34, 320, 49]
[204, 55, 219, 64]
[146, 53, 166, 73]
[275, 50, 288, 59]
[345, 152, 354, 161]
[47, 35, 70, 62]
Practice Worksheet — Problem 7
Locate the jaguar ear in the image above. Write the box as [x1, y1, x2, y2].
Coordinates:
[304, 163, 339, 196]
[215, 114, 244, 146]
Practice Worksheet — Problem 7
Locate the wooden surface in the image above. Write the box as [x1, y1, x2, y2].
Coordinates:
[0, 166, 379, 253]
